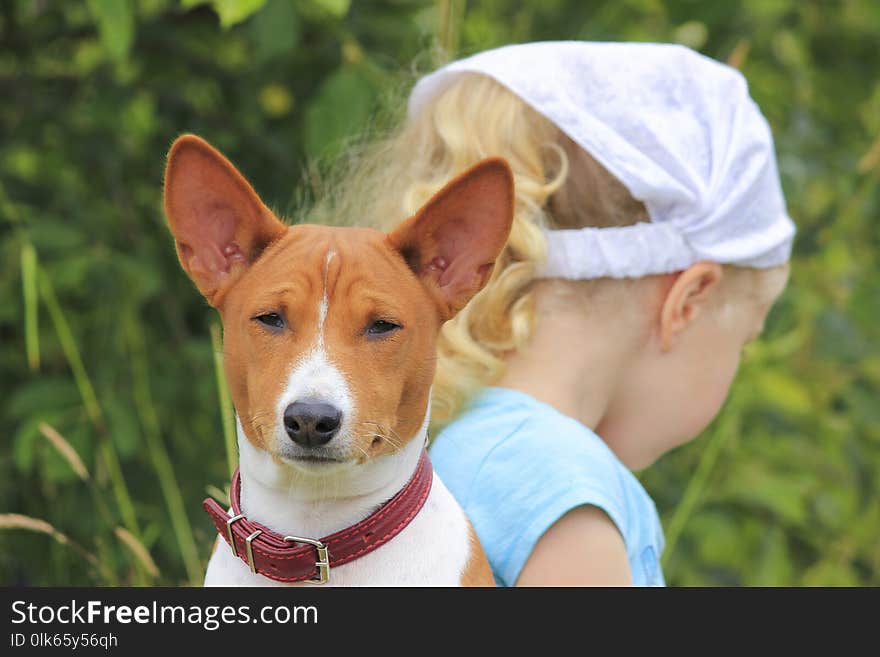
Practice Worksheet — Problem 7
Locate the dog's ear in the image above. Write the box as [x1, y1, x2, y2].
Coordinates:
[163, 134, 287, 306]
[387, 158, 514, 321]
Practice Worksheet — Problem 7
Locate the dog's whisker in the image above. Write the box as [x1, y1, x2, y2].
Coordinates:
[352, 442, 371, 464]
[247, 410, 276, 424]
[357, 423, 400, 445]
[358, 421, 406, 448]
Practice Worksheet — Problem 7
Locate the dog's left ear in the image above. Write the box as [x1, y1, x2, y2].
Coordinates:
[163, 134, 287, 306]
[388, 158, 514, 320]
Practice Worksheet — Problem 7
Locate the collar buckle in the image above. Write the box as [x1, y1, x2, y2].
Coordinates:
[285, 536, 330, 584]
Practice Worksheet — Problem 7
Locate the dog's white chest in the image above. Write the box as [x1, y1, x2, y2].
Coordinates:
[204, 473, 473, 586]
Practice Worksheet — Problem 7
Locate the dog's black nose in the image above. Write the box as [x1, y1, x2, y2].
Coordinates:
[283, 401, 342, 447]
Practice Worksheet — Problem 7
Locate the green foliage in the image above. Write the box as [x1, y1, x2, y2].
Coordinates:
[304, 67, 377, 158]
[1, 0, 877, 586]
[86, 0, 135, 62]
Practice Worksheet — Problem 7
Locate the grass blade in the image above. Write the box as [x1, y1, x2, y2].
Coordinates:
[0, 513, 115, 581]
[127, 318, 203, 585]
[726, 38, 751, 69]
[37, 266, 147, 584]
[0, 514, 95, 563]
[37, 269, 102, 427]
[114, 527, 159, 580]
[435, 0, 466, 65]
[38, 423, 121, 584]
[21, 242, 40, 370]
[38, 422, 90, 481]
[210, 323, 238, 479]
[205, 484, 229, 506]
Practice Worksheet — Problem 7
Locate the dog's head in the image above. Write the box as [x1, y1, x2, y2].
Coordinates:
[163, 135, 513, 472]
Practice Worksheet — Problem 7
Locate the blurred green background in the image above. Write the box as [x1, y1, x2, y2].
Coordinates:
[1, 0, 878, 586]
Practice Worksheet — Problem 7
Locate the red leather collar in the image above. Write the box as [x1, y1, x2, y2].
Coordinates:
[203, 449, 433, 583]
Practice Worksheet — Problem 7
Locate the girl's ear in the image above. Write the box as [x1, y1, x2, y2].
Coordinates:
[163, 134, 287, 306]
[387, 158, 515, 321]
[659, 262, 724, 350]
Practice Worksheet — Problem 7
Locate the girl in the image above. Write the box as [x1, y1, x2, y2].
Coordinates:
[327, 41, 794, 586]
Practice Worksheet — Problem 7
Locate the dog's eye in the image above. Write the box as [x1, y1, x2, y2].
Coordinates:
[367, 320, 401, 336]
[254, 313, 285, 329]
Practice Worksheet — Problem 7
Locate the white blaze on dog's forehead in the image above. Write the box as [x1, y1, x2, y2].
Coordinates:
[318, 250, 336, 336]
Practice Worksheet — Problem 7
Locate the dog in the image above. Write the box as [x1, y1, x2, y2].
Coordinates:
[162, 135, 513, 586]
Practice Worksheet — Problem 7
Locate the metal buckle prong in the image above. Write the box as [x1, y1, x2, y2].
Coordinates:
[245, 530, 262, 574]
[284, 535, 330, 584]
[225, 514, 246, 557]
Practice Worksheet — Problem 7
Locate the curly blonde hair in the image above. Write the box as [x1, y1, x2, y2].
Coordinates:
[311, 73, 780, 431]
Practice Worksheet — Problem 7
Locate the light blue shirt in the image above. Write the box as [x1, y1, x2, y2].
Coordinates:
[430, 387, 666, 586]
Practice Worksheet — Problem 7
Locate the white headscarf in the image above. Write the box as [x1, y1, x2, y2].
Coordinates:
[408, 41, 796, 279]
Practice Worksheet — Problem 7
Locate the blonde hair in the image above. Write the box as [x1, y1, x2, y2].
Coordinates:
[312, 73, 782, 430]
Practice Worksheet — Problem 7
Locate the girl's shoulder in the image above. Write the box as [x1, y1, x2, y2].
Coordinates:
[430, 386, 665, 586]
[432, 386, 627, 490]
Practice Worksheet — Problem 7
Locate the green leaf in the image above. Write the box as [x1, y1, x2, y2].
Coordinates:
[304, 67, 376, 159]
[43, 254, 100, 295]
[26, 221, 87, 253]
[815, 310, 866, 364]
[753, 369, 812, 416]
[13, 418, 45, 474]
[751, 526, 793, 586]
[673, 21, 708, 50]
[689, 511, 739, 566]
[312, 0, 351, 18]
[105, 400, 142, 459]
[121, 92, 158, 144]
[721, 465, 812, 527]
[297, 0, 351, 21]
[249, 0, 300, 61]
[7, 378, 81, 421]
[212, 0, 269, 28]
[87, 0, 135, 63]
[114, 254, 163, 303]
[4, 145, 40, 181]
[802, 559, 861, 587]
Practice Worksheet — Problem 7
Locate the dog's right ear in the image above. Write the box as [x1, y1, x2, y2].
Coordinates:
[163, 134, 287, 306]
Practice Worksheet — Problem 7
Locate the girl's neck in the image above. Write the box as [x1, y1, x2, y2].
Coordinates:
[496, 287, 657, 470]
[497, 335, 615, 435]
